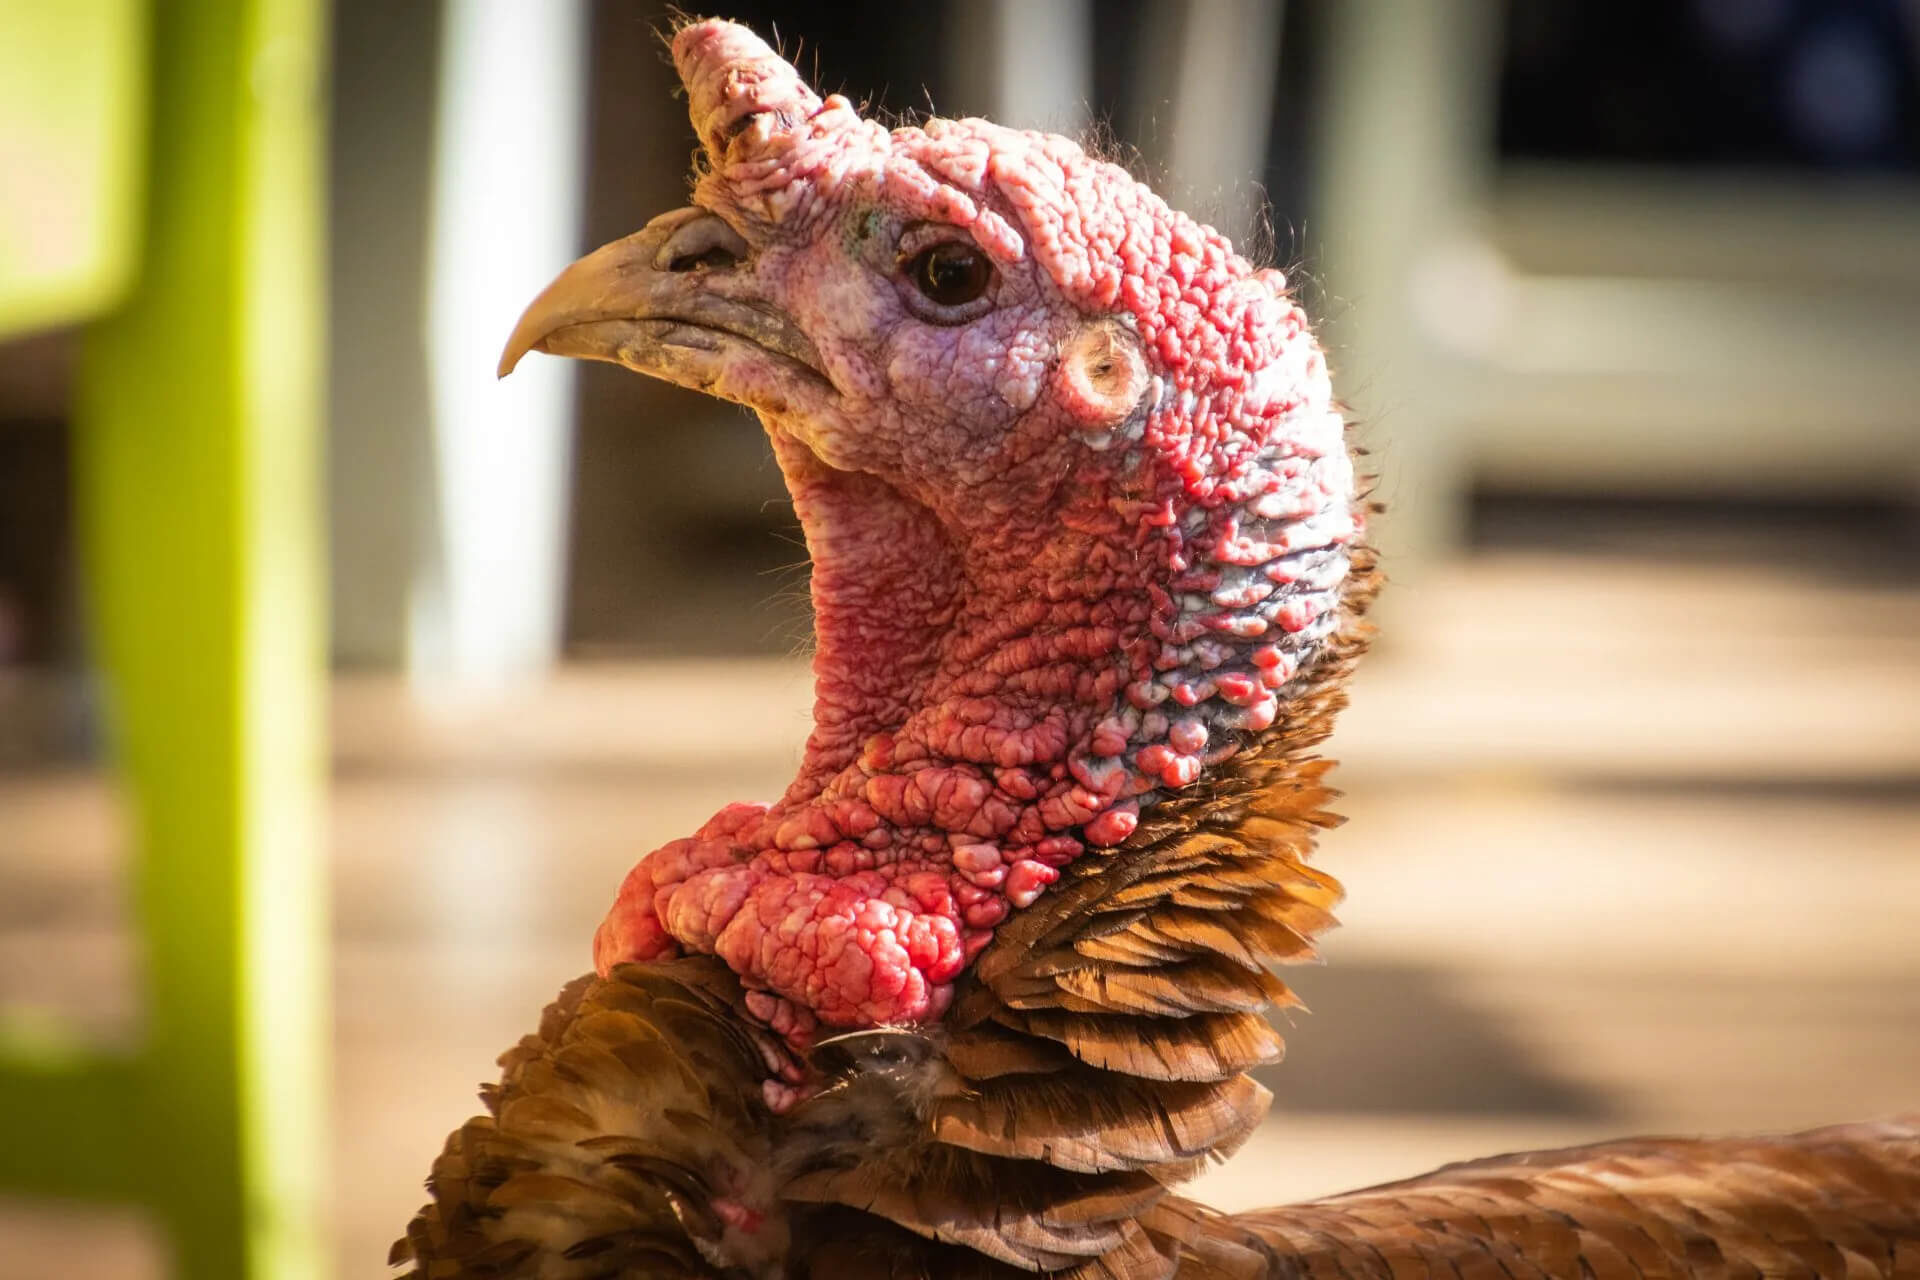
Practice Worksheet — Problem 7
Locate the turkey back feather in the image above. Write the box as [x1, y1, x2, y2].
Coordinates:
[1231, 1118, 1920, 1279]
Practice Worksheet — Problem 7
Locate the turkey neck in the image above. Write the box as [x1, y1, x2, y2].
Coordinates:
[778, 428, 1148, 806]
[590, 406, 1360, 1032]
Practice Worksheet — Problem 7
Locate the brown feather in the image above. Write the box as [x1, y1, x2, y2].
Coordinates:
[1226, 1119, 1920, 1280]
[998, 1007, 1287, 1083]
[931, 1072, 1270, 1173]
[1050, 958, 1291, 1017]
[391, 960, 782, 1279]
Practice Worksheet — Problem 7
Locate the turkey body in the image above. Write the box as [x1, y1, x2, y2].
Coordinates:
[395, 954, 1920, 1279]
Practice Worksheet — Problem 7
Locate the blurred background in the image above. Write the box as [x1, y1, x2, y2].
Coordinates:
[2, 0, 1918, 1275]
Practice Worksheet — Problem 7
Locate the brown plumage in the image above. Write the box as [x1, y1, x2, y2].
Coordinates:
[395, 963, 1920, 1279]
[1235, 1120, 1920, 1280]
[391, 961, 787, 1278]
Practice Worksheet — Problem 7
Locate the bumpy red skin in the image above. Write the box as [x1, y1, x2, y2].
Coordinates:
[594, 21, 1360, 1040]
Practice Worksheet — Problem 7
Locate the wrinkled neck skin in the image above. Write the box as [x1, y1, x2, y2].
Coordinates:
[596, 376, 1353, 1069]
[594, 418, 1159, 1041]
[778, 426, 1150, 801]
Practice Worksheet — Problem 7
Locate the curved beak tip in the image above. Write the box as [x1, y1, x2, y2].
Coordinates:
[496, 324, 545, 380]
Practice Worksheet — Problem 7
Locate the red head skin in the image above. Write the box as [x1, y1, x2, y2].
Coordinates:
[557, 21, 1360, 1049]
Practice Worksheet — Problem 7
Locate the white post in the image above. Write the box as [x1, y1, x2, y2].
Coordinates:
[1313, 0, 1502, 569]
[417, 0, 588, 690]
[950, 0, 1092, 132]
[1163, 0, 1285, 251]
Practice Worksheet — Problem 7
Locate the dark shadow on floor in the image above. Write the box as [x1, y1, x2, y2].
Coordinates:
[1257, 962, 1619, 1118]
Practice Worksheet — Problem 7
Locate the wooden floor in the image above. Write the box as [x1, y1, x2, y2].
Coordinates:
[1, 547, 1917, 1277]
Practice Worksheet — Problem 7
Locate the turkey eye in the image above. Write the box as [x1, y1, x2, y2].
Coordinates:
[907, 242, 992, 307]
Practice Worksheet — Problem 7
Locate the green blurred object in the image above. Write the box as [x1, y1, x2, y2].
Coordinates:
[0, 0, 330, 1276]
[0, 0, 147, 338]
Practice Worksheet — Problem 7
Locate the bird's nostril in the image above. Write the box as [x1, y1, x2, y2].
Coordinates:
[669, 245, 741, 272]
[655, 213, 752, 274]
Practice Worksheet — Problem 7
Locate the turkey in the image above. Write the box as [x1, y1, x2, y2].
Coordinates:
[392, 18, 1920, 1279]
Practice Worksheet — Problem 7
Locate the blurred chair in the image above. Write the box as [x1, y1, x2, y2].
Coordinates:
[0, 1, 328, 1276]
[1313, 0, 1920, 565]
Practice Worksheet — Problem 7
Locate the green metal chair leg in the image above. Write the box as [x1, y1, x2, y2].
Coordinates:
[0, 0, 329, 1275]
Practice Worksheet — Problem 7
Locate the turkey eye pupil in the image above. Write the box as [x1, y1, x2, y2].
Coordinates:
[912, 243, 990, 306]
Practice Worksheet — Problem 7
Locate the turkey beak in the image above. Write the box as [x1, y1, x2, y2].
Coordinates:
[496, 206, 824, 381]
